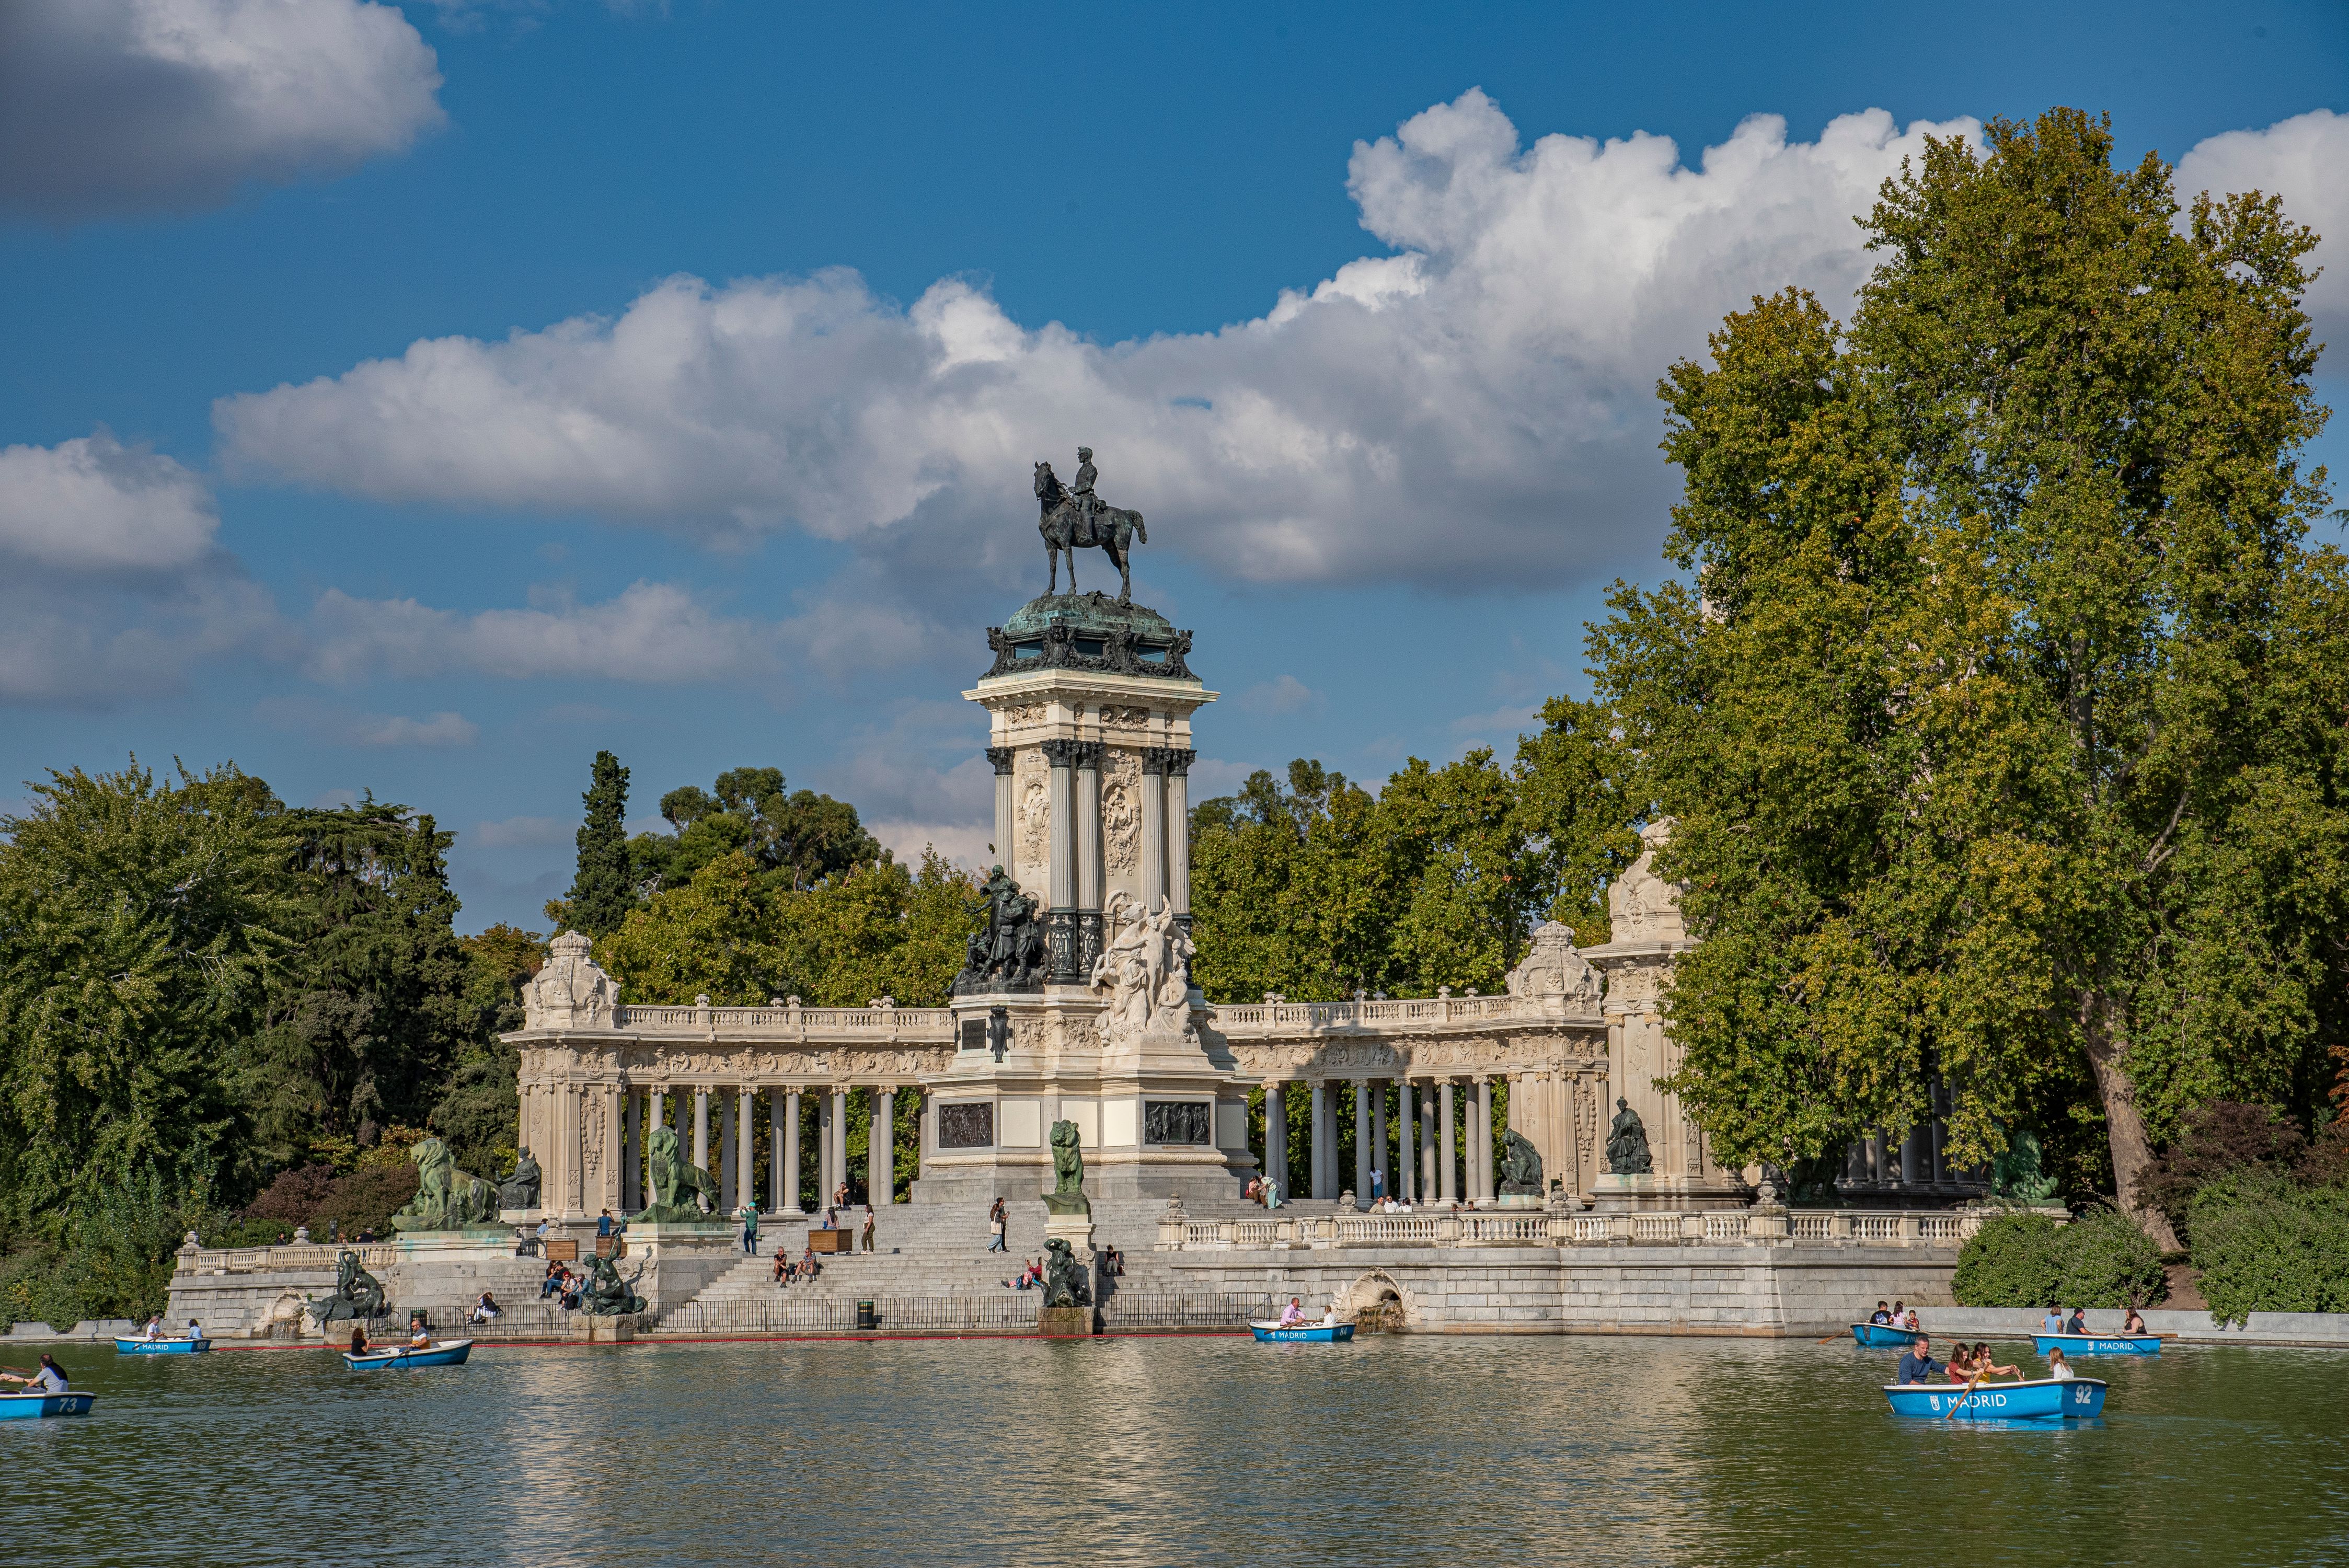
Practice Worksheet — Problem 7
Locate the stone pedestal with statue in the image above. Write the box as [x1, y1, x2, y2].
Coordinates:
[912, 449, 1258, 1207]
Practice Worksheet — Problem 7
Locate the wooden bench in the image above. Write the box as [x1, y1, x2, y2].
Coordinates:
[807, 1229, 854, 1254]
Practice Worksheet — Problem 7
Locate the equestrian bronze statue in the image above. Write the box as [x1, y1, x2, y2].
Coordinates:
[1035, 446, 1147, 602]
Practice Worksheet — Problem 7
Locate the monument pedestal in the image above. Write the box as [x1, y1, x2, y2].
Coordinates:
[1039, 1306, 1095, 1336]
[1591, 1174, 1660, 1213]
[1044, 1209, 1096, 1264]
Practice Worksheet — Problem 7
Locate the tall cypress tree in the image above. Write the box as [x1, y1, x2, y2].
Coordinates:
[568, 751, 636, 937]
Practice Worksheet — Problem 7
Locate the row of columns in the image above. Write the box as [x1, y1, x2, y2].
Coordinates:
[1844, 1080, 1978, 1189]
[1261, 1077, 1509, 1208]
[618, 1084, 907, 1215]
[989, 742, 1197, 981]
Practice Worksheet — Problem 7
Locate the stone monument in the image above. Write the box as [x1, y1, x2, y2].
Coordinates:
[1496, 1128, 1545, 1205]
[388, 1137, 501, 1232]
[915, 447, 1255, 1206]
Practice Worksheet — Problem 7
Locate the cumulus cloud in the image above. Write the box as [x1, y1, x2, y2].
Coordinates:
[256, 696, 478, 747]
[304, 579, 777, 684]
[2176, 109, 2349, 338]
[0, 429, 285, 705]
[0, 0, 443, 217]
[1236, 674, 1322, 717]
[218, 95, 1987, 589]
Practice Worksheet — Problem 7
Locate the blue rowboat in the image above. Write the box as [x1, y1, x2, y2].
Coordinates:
[1851, 1322, 1922, 1347]
[1249, 1320, 1355, 1344]
[2033, 1332, 2159, 1357]
[0, 1390, 96, 1420]
[1885, 1377, 2106, 1421]
[343, 1339, 473, 1370]
[114, 1335, 211, 1355]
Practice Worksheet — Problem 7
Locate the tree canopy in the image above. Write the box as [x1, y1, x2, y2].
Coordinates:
[1593, 109, 2347, 1241]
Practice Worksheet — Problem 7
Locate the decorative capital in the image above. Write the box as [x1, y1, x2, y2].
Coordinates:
[1041, 738, 1081, 768]
[1073, 740, 1107, 772]
[985, 745, 1015, 776]
[1161, 747, 1195, 777]
[1140, 746, 1169, 776]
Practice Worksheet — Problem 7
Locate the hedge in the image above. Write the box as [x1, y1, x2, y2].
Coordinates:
[2190, 1174, 2349, 1324]
[1951, 1208, 2166, 1309]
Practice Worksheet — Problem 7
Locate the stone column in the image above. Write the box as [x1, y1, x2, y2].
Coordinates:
[1475, 1077, 1495, 1205]
[1397, 1079, 1415, 1202]
[1044, 739, 1077, 912]
[872, 1086, 896, 1206]
[1420, 1085, 1438, 1202]
[1352, 1080, 1371, 1209]
[782, 1088, 803, 1214]
[768, 1090, 786, 1211]
[1263, 1084, 1285, 1197]
[1438, 1080, 1458, 1204]
[1372, 1080, 1388, 1200]
[1309, 1081, 1327, 1200]
[1074, 741, 1105, 977]
[623, 1088, 642, 1211]
[987, 746, 1015, 867]
[719, 1090, 739, 1210]
[736, 1088, 755, 1210]
[1140, 747, 1169, 914]
[600, 1083, 623, 1216]
[1900, 1123, 1923, 1187]
[836, 1089, 855, 1202]
[1163, 748, 1195, 924]
[693, 1089, 711, 1175]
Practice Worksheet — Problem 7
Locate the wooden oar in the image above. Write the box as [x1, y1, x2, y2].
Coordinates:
[1, 1365, 36, 1378]
[1942, 1370, 1983, 1421]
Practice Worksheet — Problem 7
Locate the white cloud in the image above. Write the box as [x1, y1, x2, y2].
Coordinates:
[1237, 674, 1322, 717]
[470, 814, 571, 847]
[0, 0, 444, 217]
[256, 695, 479, 747]
[0, 430, 220, 571]
[2177, 109, 2349, 338]
[304, 580, 777, 684]
[217, 95, 1987, 589]
[867, 818, 994, 873]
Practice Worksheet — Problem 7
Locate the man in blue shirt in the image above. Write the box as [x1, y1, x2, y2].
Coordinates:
[1896, 1336, 1947, 1384]
[2064, 1306, 2090, 1335]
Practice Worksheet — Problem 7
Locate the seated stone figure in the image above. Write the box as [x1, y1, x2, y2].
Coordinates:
[1606, 1099, 1653, 1177]
[1499, 1128, 1545, 1195]
[305, 1250, 388, 1327]
[1041, 1238, 1092, 1309]
[580, 1252, 648, 1316]
[639, 1125, 723, 1223]
[496, 1147, 542, 1212]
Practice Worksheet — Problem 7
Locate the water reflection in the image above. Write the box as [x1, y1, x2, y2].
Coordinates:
[2, 1336, 2343, 1566]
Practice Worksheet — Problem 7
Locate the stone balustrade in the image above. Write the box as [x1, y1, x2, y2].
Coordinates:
[1158, 1207, 1986, 1252]
[176, 1242, 402, 1275]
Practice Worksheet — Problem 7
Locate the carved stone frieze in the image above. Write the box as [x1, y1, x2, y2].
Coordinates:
[1017, 748, 1051, 873]
[1101, 749, 1142, 873]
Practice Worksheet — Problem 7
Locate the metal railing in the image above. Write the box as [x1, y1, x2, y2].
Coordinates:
[1097, 1290, 1272, 1331]
[655, 1294, 1041, 1336]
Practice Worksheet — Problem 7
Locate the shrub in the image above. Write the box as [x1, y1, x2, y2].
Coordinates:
[2056, 1206, 2168, 1309]
[1951, 1208, 2167, 1309]
[235, 1159, 418, 1240]
[2190, 1173, 2349, 1324]
[1952, 1212, 2065, 1308]
[2133, 1101, 2307, 1246]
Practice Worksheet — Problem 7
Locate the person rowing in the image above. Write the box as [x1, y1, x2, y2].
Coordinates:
[1, 1354, 68, 1393]
[1964, 1342, 2023, 1381]
[1895, 1335, 1945, 1385]
[1278, 1297, 1306, 1328]
[140, 1314, 164, 1341]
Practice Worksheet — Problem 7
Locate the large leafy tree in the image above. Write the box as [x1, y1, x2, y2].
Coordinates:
[0, 762, 293, 1232]
[238, 800, 483, 1173]
[1598, 109, 2345, 1238]
[631, 766, 885, 896]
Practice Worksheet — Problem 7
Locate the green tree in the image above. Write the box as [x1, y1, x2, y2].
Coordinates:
[238, 800, 479, 1174]
[1597, 109, 2346, 1241]
[563, 750, 638, 936]
[631, 765, 885, 896]
[599, 851, 782, 1005]
[0, 761, 292, 1234]
[428, 923, 545, 1176]
[1511, 695, 1643, 947]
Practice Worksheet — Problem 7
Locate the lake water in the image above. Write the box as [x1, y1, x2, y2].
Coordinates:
[6, 1334, 2343, 1565]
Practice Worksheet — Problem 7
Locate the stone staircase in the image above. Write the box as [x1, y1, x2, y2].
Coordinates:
[660, 1196, 1293, 1321]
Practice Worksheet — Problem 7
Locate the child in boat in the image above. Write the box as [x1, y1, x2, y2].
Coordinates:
[1968, 1342, 2022, 1380]
[2047, 1348, 2075, 1380]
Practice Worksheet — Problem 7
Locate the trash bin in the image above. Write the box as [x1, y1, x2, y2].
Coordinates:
[856, 1300, 878, 1332]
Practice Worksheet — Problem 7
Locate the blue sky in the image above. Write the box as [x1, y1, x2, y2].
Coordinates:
[2, 0, 2344, 932]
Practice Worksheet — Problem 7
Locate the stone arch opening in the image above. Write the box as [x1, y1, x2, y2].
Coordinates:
[1339, 1269, 1414, 1333]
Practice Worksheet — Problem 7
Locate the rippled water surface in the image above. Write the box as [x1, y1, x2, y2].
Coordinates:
[5, 1334, 2343, 1566]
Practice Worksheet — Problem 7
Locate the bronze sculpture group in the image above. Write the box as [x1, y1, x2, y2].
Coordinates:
[955, 864, 1048, 993]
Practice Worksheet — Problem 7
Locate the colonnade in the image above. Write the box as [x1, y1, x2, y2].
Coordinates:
[989, 741, 1197, 982]
[1258, 1075, 1522, 1208]
[615, 1082, 909, 1216]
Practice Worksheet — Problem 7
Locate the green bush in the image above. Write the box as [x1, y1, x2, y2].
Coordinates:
[2056, 1207, 2168, 1308]
[1952, 1212, 2065, 1307]
[2190, 1174, 2349, 1324]
[1951, 1208, 2167, 1309]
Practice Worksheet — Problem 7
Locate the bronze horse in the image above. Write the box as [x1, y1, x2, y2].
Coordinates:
[1035, 462, 1147, 602]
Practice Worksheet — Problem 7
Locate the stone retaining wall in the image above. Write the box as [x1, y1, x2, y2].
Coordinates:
[1918, 1306, 2349, 1347]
